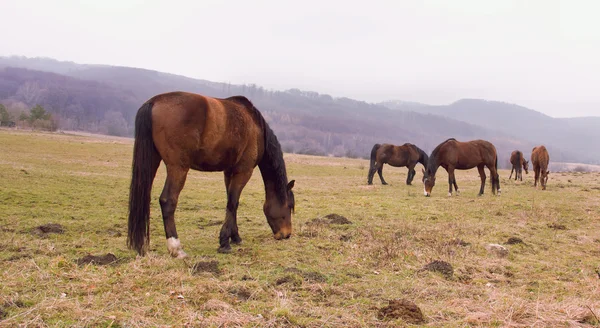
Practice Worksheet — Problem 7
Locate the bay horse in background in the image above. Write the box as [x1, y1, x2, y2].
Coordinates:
[509, 150, 529, 181]
[367, 143, 429, 185]
[422, 138, 500, 197]
[128, 92, 295, 257]
[531, 145, 550, 190]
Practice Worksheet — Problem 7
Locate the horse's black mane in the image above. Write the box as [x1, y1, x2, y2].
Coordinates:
[427, 138, 456, 175]
[227, 96, 290, 205]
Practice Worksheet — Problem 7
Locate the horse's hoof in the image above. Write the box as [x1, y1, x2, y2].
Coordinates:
[447, 192, 452, 197]
[367, 182, 373, 185]
[382, 182, 388, 185]
[218, 246, 232, 254]
[231, 237, 242, 245]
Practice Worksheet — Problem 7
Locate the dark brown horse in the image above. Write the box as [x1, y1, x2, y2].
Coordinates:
[422, 138, 500, 196]
[509, 150, 529, 181]
[531, 145, 550, 190]
[367, 143, 428, 185]
[128, 92, 295, 257]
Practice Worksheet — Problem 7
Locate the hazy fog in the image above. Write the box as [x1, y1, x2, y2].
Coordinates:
[1, 0, 598, 117]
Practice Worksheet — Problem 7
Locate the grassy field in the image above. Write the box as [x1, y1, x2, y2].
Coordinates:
[1, 129, 599, 327]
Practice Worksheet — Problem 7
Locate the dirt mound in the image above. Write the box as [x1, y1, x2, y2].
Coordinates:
[324, 213, 352, 224]
[308, 214, 352, 226]
[377, 299, 425, 323]
[191, 260, 221, 276]
[31, 223, 64, 237]
[77, 253, 118, 266]
[423, 260, 454, 278]
[505, 237, 524, 245]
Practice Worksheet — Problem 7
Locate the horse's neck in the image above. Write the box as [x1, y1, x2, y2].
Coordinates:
[258, 161, 287, 205]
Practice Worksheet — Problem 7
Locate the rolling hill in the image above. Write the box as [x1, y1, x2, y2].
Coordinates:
[1, 56, 598, 166]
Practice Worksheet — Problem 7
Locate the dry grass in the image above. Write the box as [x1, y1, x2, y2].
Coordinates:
[1, 129, 600, 327]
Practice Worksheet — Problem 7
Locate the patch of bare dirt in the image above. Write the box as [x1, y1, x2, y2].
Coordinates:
[228, 286, 252, 300]
[31, 223, 64, 237]
[447, 238, 470, 246]
[423, 260, 454, 278]
[547, 223, 567, 230]
[377, 299, 425, 323]
[280, 267, 327, 284]
[191, 260, 221, 276]
[506, 237, 524, 245]
[77, 253, 118, 266]
[339, 234, 352, 242]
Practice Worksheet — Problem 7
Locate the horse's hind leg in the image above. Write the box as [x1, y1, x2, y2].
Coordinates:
[406, 165, 416, 185]
[509, 166, 514, 180]
[477, 165, 486, 196]
[377, 166, 388, 185]
[490, 165, 500, 195]
[367, 164, 377, 185]
[160, 165, 189, 258]
[219, 170, 253, 253]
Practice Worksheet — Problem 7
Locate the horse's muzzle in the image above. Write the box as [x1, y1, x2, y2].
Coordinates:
[274, 229, 292, 240]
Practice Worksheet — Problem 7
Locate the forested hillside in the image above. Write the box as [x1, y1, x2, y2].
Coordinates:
[1, 56, 597, 165]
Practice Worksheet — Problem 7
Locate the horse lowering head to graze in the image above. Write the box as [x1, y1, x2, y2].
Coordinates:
[509, 150, 529, 181]
[127, 92, 295, 257]
[367, 143, 428, 185]
[422, 138, 500, 197]
[531, 145, 550, 190]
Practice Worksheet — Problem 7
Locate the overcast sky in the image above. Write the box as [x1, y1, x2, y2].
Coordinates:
[1, 0, 599, 117]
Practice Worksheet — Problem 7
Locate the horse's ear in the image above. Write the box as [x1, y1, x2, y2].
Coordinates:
[546, 171, 550, 174]
[287, 180, 295, 190]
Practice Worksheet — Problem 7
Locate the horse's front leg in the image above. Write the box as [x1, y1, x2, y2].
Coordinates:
[218, 170, 253, 253]
[447, 167, 458, 196]
[509, 166, 514, 180]
[160, 165, 189, 259]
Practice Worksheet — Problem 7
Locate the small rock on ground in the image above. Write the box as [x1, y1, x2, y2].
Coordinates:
[485, 244, 509, 257]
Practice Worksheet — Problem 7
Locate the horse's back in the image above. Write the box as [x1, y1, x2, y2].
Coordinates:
[149, 92, 263, 171]
[531, 145, 549, 167]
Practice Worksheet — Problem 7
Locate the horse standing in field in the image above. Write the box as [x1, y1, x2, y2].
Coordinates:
[128, 92, 295, 257]
[509, 150, 529, 181]
[531, 145, 550, 190]
[367, 143, 429, 185]
[422, 138, 500, 197]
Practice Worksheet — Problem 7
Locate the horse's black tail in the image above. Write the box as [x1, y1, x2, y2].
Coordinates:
[494, 154, 500, 193]
[128, 101, 160, 256]
[368, 144, 381, 184]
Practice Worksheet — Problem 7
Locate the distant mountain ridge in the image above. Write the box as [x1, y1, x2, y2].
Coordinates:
[1, 56, 598, 166]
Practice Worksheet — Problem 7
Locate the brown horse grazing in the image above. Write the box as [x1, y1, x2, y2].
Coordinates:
[128, 92, 295, 257]
[509, 150, 529, 181]
[367, 143, 429, 185]
[531, 145, 550, 190]
[422, 138, 500, 197]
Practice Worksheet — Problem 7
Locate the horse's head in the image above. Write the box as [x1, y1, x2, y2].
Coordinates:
[523, 160, 529, 174]
[264, 180, 295, 240]
[422, 168, 435, 197]
[541, 170, 549, 190]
